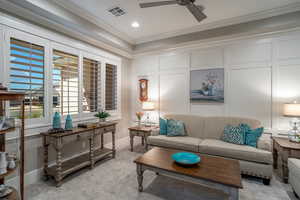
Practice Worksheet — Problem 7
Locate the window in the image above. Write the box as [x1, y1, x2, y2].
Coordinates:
[9, 38, 45, 119]
[105, 63, 117, 111]
[82, 58, 100, 113]
[53, 50, 79, 115]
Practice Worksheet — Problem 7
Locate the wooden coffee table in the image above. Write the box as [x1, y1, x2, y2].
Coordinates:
[134, 147, 242, 200]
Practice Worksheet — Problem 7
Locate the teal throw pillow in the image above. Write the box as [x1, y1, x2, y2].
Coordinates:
[166, 119, 186, 137]
[159, 117, 167, 135]
[222, 125, 245, 145]
[240, 124, 264, 148]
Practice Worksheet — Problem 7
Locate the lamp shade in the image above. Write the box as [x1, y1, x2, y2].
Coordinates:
[283, 103, 300, 117]
[142, 101, 155, 111]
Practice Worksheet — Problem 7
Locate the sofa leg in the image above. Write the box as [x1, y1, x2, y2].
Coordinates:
[294, 190, 299, 199]
[262, 178, 270, 185]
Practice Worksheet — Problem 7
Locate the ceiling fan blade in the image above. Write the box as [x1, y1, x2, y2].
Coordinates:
[186, 4, 207, 22]
[139, 1, 177, 8]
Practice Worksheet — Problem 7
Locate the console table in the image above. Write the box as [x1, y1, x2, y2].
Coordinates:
[273, 137, 300, 183]
[41, 122, 117, 187]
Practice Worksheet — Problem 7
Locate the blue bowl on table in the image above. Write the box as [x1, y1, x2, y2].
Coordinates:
[171, 152, 201, 166]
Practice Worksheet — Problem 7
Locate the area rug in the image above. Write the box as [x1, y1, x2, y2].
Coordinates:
[27, 137, 296, 200]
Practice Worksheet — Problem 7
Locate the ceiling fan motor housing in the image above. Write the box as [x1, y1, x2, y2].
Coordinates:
[177, 0, 196, 6]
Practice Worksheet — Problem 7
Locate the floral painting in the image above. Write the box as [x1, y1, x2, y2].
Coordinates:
[190, 68, 224, 103]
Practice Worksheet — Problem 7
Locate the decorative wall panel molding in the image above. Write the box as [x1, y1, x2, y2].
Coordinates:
[132, 30, 300, 130]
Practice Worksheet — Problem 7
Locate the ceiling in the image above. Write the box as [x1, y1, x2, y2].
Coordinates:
[57, 0, 300, 44]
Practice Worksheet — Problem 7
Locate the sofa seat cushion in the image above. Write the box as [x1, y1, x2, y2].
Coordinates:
[199, 139, 273, 164]
[289, 158, 300, 177]
[289, 158, 300, 196]
[147, 135, 202, 152]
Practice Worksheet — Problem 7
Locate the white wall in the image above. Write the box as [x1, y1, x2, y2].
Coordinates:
[131, 30, 300, 131]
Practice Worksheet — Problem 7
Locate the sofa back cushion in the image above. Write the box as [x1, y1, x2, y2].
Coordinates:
[203, 117, 261, 139]
[164, 114, 205, 138]
[163, 114, 261, 140]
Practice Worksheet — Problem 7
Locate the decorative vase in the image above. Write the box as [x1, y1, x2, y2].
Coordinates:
[65, 114, 73, 130]
[0, 117, 5, 130]
[0, 152, 7, 174]
[53, 112, 61, 129]
[7, 158, 15, 170]
[138, 120, 141, 127]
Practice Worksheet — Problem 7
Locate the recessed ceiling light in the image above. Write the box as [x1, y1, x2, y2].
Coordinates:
[131, 21, 140, 28]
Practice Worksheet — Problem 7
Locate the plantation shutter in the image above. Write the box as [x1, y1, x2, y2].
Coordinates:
[105, 64, 117, 111]
[9, 38, 45, 119]
[83, 58, 100, 113]
[53, 50, 79, 115]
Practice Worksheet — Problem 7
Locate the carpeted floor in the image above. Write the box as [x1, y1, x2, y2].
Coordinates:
[27, 138, 298, 200]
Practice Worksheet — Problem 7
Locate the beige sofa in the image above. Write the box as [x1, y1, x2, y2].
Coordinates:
[288, 158, 300, 198]
[147, 114, 273, 185]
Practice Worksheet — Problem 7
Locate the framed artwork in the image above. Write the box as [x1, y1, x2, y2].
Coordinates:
[139, 79, 148, 102]
[190, 68, 224, 103]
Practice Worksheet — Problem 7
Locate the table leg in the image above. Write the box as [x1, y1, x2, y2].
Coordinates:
[281, 149, 289, 183]
[89, 133, 95, 169]
[43, 136, 50, 180]
[112, 131, 116, 158]
[228, 188, 239, 200]
[136, 164, 144, 192]
[144, 136, 148, 151]
[55, 137, 63, 187]
[141, 136, 144, 146]
[130, 134, 134, 152]
[273, 143, 278, 169]
[101, 134, 104, 149]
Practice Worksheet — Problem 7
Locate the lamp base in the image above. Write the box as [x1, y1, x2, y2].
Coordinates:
[145, 112, 152, 127]
[288, 131, 300, 143]
[289, 134, 300, 143]
[288, 119, 300, 143]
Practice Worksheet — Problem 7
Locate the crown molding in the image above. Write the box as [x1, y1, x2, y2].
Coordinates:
[133, 26, 300, 58]
[0, 0, 133, 58]
[135, 2, 300, 44]
[50, 0, 135, 44]
[38, 1, 300, 45]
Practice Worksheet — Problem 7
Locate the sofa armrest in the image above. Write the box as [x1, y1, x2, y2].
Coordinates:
[151, 128, 160, 136]
[257, 134, 273, 152]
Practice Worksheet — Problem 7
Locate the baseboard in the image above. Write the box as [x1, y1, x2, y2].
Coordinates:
[6, 135, 129, 187]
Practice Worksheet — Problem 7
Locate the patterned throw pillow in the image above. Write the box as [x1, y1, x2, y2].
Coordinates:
[159, 117, 167, 135]
[240, 124, 264, 148]
[166, 119, 186, 137]
[222, 125, 245, 145]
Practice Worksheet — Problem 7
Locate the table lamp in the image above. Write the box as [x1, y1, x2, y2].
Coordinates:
[283, 102, 300, 142]
[142, 101, 155, 126]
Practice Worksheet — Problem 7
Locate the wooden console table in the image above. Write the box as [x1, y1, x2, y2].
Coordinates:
[41, 122, 117, 187]
[273, 137, 300, 183]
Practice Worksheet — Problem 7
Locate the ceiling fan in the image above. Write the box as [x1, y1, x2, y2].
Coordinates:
[139, 0, 207, 22]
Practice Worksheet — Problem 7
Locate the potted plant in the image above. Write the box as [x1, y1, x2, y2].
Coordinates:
[94, 110, 110, 123]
